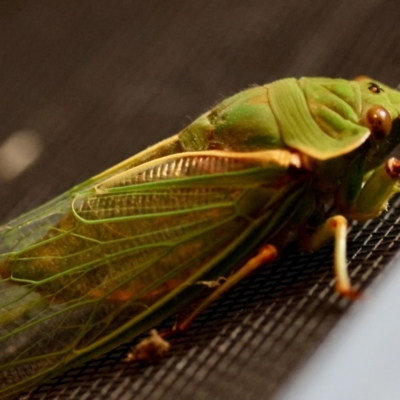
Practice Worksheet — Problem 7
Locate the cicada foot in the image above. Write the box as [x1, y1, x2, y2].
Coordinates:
[335, 283, 362, 301]
[125, 329, 171, 363]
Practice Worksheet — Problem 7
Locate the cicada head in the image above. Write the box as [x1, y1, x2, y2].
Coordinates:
[354, 76, 400, 170]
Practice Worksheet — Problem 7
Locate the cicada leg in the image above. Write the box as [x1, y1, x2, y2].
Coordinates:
[125, 244, 278, 362]
[176, 244, 278, 333]
[300, 158, 400, 300]
[347, 157, 400, 220]
[301, 215, 359, 299]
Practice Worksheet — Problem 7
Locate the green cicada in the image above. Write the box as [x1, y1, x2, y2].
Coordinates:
[1, 76, 400, 399]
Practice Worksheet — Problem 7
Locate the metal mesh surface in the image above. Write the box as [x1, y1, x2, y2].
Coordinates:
[0, 1, 399, 399]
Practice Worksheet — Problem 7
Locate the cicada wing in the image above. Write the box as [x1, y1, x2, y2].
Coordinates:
[0, 150, 309, 397]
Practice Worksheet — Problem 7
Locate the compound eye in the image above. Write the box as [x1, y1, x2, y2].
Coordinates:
[367, 105, 392, 138]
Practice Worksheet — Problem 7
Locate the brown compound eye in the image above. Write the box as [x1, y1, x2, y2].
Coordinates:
[366, 105, 392, 138]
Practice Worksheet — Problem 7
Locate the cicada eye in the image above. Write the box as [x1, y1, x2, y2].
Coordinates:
[366, 105, 392, 138]
[368, 82, 384, 94]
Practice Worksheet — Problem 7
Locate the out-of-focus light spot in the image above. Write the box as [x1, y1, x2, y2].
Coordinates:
[0, 130, 43, 182]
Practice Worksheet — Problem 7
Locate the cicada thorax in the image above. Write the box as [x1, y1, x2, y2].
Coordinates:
[177, 78, 368, 158]
[178, 85, 286, 153]
[178, 77, 400, 165]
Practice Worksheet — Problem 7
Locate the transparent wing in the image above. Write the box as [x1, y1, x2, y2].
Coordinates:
[0, 149, 307, 397]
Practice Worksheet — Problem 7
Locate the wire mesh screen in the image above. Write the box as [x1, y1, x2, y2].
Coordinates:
[0, 1, 399, 399]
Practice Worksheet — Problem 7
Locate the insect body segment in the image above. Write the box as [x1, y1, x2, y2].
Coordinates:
[1, 76, 400, 399]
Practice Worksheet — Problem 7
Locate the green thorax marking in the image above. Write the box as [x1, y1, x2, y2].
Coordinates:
[268, 78, 370, 160]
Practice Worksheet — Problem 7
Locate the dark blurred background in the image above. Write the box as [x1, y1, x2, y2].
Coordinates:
[1, 1, 400, 399]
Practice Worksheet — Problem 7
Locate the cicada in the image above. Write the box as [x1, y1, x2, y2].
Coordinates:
[1, 77, 400, 399]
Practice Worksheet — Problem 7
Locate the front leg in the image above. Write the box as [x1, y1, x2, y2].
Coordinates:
[347, 157, 400, 220]
[302, 216, 358, 299]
